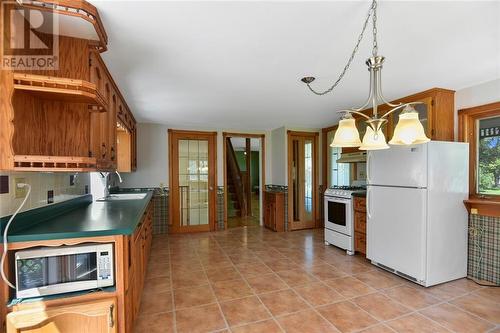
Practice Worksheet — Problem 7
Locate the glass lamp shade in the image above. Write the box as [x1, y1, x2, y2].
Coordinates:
[330, 118, 361, 147]
[389, 110, 430, 145]
[359, 126, 389, 150]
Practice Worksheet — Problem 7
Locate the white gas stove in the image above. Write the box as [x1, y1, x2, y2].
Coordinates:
[324, 186, 366, 199]
[324, 186, 366, 255]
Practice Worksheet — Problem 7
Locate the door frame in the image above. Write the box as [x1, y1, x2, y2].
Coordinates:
[222, 132, 266, 230]
[168, 129, 218, 233]
[287, 130, 319, 230]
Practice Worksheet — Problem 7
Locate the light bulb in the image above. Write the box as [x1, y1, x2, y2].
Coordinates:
[360, 126, 389, 150]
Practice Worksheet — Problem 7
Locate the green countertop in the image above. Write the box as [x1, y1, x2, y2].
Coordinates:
[351, 191, 367, 197]
[5, 191, 154, 243]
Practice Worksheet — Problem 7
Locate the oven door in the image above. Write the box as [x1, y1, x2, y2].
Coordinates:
[324, 196, 352, 236]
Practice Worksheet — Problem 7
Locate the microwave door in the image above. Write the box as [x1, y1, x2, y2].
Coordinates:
[17, 257, 48, 292]
[74, 253, 98, 281]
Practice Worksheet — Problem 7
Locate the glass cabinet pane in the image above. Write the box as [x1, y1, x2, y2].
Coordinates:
[178, 139, 210, 226]
[304, 139, 313, 221]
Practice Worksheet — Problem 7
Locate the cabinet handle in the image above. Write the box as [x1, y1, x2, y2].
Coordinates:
[101, 143, 107, 158]
[111, 146, 116, 161]
[108, 304, 115, 328]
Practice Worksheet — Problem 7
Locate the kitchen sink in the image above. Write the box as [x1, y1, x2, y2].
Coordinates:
[96, 193, 147, 201]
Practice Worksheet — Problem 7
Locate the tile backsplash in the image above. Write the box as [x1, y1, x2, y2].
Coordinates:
[0, 172, 90, 218]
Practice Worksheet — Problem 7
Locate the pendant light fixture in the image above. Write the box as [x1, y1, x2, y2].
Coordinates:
[301, 0, 429, 150]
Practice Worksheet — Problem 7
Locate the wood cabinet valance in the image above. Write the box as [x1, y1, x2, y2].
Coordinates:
[0, 3, 136, 173]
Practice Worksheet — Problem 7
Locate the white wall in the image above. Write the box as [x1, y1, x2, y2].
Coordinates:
[121, 123, 169, 188]
[270, 127, 287, 186]
[455, 79, 500, 138]
[0, 172, 90, 218]
[122, 125, 275, 188]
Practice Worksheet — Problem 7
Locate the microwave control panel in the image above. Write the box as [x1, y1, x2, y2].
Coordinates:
[97, 250, 113, 281]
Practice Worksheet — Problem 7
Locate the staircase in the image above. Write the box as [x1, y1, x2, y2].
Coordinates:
[226, 173, 241, 217]
[226, 139, 248, 218]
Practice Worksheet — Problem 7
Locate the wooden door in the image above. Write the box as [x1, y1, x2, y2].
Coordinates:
[169, 130, 217, 233]
[6, 298, 117, 333]
[288, 131, 318, 230]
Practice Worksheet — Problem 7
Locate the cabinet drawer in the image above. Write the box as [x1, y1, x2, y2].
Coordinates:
[7, 298, 118, 333]
[354, 211, 366, 233]
[354, 231, 366, 255]
[353, 197, 366, 212]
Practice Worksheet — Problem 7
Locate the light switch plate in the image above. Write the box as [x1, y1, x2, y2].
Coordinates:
[15, 178, 27, 198]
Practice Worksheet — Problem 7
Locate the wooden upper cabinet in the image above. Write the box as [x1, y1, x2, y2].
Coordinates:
[383, 88, 455, 141]
[338, 88, 455, 154]
[0, 1, 136, 172]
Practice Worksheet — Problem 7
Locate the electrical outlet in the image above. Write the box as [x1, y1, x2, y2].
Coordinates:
[47, 190, 54, 204]
[15, 178, 27, 198]
[0, 175, 8, 194]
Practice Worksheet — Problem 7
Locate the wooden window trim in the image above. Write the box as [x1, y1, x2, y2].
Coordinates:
[458, 101, 500, 217]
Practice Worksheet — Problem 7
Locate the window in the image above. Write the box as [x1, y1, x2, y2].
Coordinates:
[326, 130, 350, 187]
[459, 101, 500, 200]
[477, 116, 500, 195]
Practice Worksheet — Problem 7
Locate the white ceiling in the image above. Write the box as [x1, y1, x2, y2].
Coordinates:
[94, 0, 500, 130]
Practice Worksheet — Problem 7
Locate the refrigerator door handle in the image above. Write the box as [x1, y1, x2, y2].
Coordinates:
[367, 152, 372, 184]
[366, 187, 372, 219]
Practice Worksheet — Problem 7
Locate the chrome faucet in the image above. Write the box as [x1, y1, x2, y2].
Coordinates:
[99, 172, 111, 198]
[98, 171, 123, 200]
[115, 170, 123, 184]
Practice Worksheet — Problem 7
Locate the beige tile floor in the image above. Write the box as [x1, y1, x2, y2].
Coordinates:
[134, 226, 500, 333]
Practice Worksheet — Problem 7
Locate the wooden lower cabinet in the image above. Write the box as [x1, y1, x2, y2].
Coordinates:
[6, 298, 117, 333]
[263, 191, 285, 232]
[127, 201, 154, 329]
[353, 196, 367, 255]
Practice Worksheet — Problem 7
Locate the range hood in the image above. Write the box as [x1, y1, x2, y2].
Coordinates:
[336, 151, 367, 163]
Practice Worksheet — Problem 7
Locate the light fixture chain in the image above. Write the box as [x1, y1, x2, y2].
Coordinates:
[372, 0, 378, 57]
[306, 0, 378, 96]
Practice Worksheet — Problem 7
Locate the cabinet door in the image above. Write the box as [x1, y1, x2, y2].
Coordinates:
[7, 298, 117, 333]
[108, 93, 118, 169]
[131, 125, 137, 171]
[132, 235, 143, 318]
[89, 62, 109, 167]
[269, 202, 276, 231]
[125, 287, 135, 332]
[99, 81, 111, 168]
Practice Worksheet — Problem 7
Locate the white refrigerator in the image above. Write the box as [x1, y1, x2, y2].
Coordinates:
[366, 141, 469, 287]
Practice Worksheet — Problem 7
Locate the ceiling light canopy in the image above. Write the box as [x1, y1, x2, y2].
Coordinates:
[301, 0, 429, 150]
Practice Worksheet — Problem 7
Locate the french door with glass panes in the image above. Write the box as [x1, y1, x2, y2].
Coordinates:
[169, 130, 217, 233]
[288, 131, 318, 230]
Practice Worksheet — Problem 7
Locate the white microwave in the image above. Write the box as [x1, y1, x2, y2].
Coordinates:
[15, 243, 114, 299]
